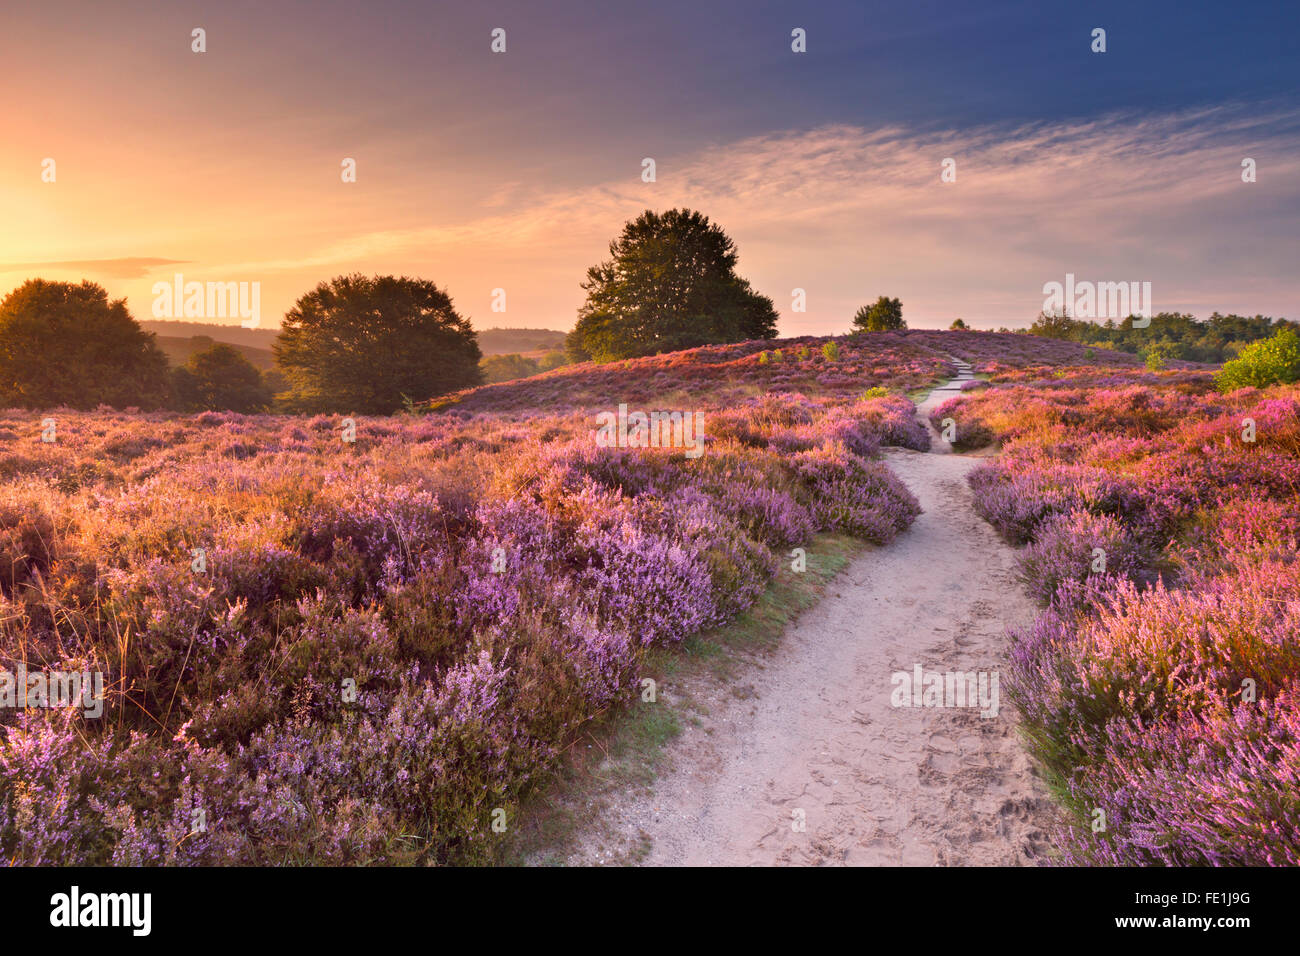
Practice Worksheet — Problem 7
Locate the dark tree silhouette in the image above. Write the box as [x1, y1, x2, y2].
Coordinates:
[0, 279, 170, 409]
[273, 274, 482, 413]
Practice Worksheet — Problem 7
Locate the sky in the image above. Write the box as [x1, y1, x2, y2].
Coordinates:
[2, 0, 1298, 334]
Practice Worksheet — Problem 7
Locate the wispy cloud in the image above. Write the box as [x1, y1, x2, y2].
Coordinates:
[212, 104, 1300, 329]
[7, 106, 1295, 332]
[0, 257, 190, 279]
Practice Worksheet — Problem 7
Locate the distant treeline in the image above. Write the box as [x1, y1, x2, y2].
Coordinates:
[4, 206, 1294, 415]
[479, 350, 568, 383]
[1027, 311, 1298, 364]
[0, 278, 574, 415]
[140, 321, 567, 358]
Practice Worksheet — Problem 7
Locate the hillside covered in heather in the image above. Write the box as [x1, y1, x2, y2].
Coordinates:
[428, 329, 1142, 414]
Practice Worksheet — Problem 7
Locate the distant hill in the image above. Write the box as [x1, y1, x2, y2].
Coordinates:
[139, 321, 567, 360]
[476, 328, 567, 355]
[153, 334, 276, 371]
[140, 320, 279, 351]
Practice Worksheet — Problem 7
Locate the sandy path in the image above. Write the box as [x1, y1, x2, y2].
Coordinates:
[562, 366, 1053, 865]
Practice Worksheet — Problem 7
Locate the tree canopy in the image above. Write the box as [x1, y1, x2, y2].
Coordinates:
[0, 279, 170, 409]
[273, 274, 483, 413]
[852, 296, 905, 332]
[565, 209, 778, 362]
[173, 343, 273, 412]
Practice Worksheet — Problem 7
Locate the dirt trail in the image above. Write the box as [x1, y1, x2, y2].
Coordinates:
[560, 365, 1053, 865]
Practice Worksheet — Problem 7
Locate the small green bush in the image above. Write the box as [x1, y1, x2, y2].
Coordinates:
[822, 341, 839, 361]
[1215, 328, 1300, 392]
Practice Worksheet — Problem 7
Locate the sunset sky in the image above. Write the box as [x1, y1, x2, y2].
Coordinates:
[2, 0, 1298, 334]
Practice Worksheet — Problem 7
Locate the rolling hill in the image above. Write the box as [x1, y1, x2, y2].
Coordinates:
[139, 320, 567, 365]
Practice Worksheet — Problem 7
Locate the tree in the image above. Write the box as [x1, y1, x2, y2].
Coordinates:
[273, 274, 482, 414]
[566, 209, 778, 362]
[537, 350, 567, 372]
[1143, 343, 1172, 372]
[852, 296, 905, 332]
[949, 318, 969, 330]
[173, 343, 273, 412]
[1028, 309, 1083, 340]
[0, 279, 170, 409]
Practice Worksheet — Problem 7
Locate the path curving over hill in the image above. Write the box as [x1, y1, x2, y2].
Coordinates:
[555, 370, 1053, 866]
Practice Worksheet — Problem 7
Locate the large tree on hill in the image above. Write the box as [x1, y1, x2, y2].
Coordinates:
[0, 279, 171, 409]
[273, 274, 482, 413]
[852, 296, 905, 332]
[566, 209, 778, 362]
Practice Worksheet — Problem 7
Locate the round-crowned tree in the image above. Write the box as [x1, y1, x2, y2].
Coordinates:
[851, 296, 906, 333]
[566, 209, 778, 362]
[273, 274, 483, 413]
[0, 279, 171, 409]
[173, 343, 274, 412]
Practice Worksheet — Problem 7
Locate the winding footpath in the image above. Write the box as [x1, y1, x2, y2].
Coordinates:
[563, 362, 1053, 865]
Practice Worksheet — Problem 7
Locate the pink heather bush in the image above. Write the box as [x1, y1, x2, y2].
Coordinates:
[1053, 687, 1300, 866]
[0, 335, 940, 865]
[1015, 510, 1153, 606]
[930, 396, 997, 451]
[966, 375, 1300, 865]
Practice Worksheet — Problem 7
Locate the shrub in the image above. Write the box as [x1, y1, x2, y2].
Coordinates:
[1015, 510, 1150, 606]
[1215, 328, 1300, 392]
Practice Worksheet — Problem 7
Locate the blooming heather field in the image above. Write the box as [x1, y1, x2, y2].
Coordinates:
[935, 368, 1300, 864]
[0, 335, 949, 865]
[4, 330, 1293, 866]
